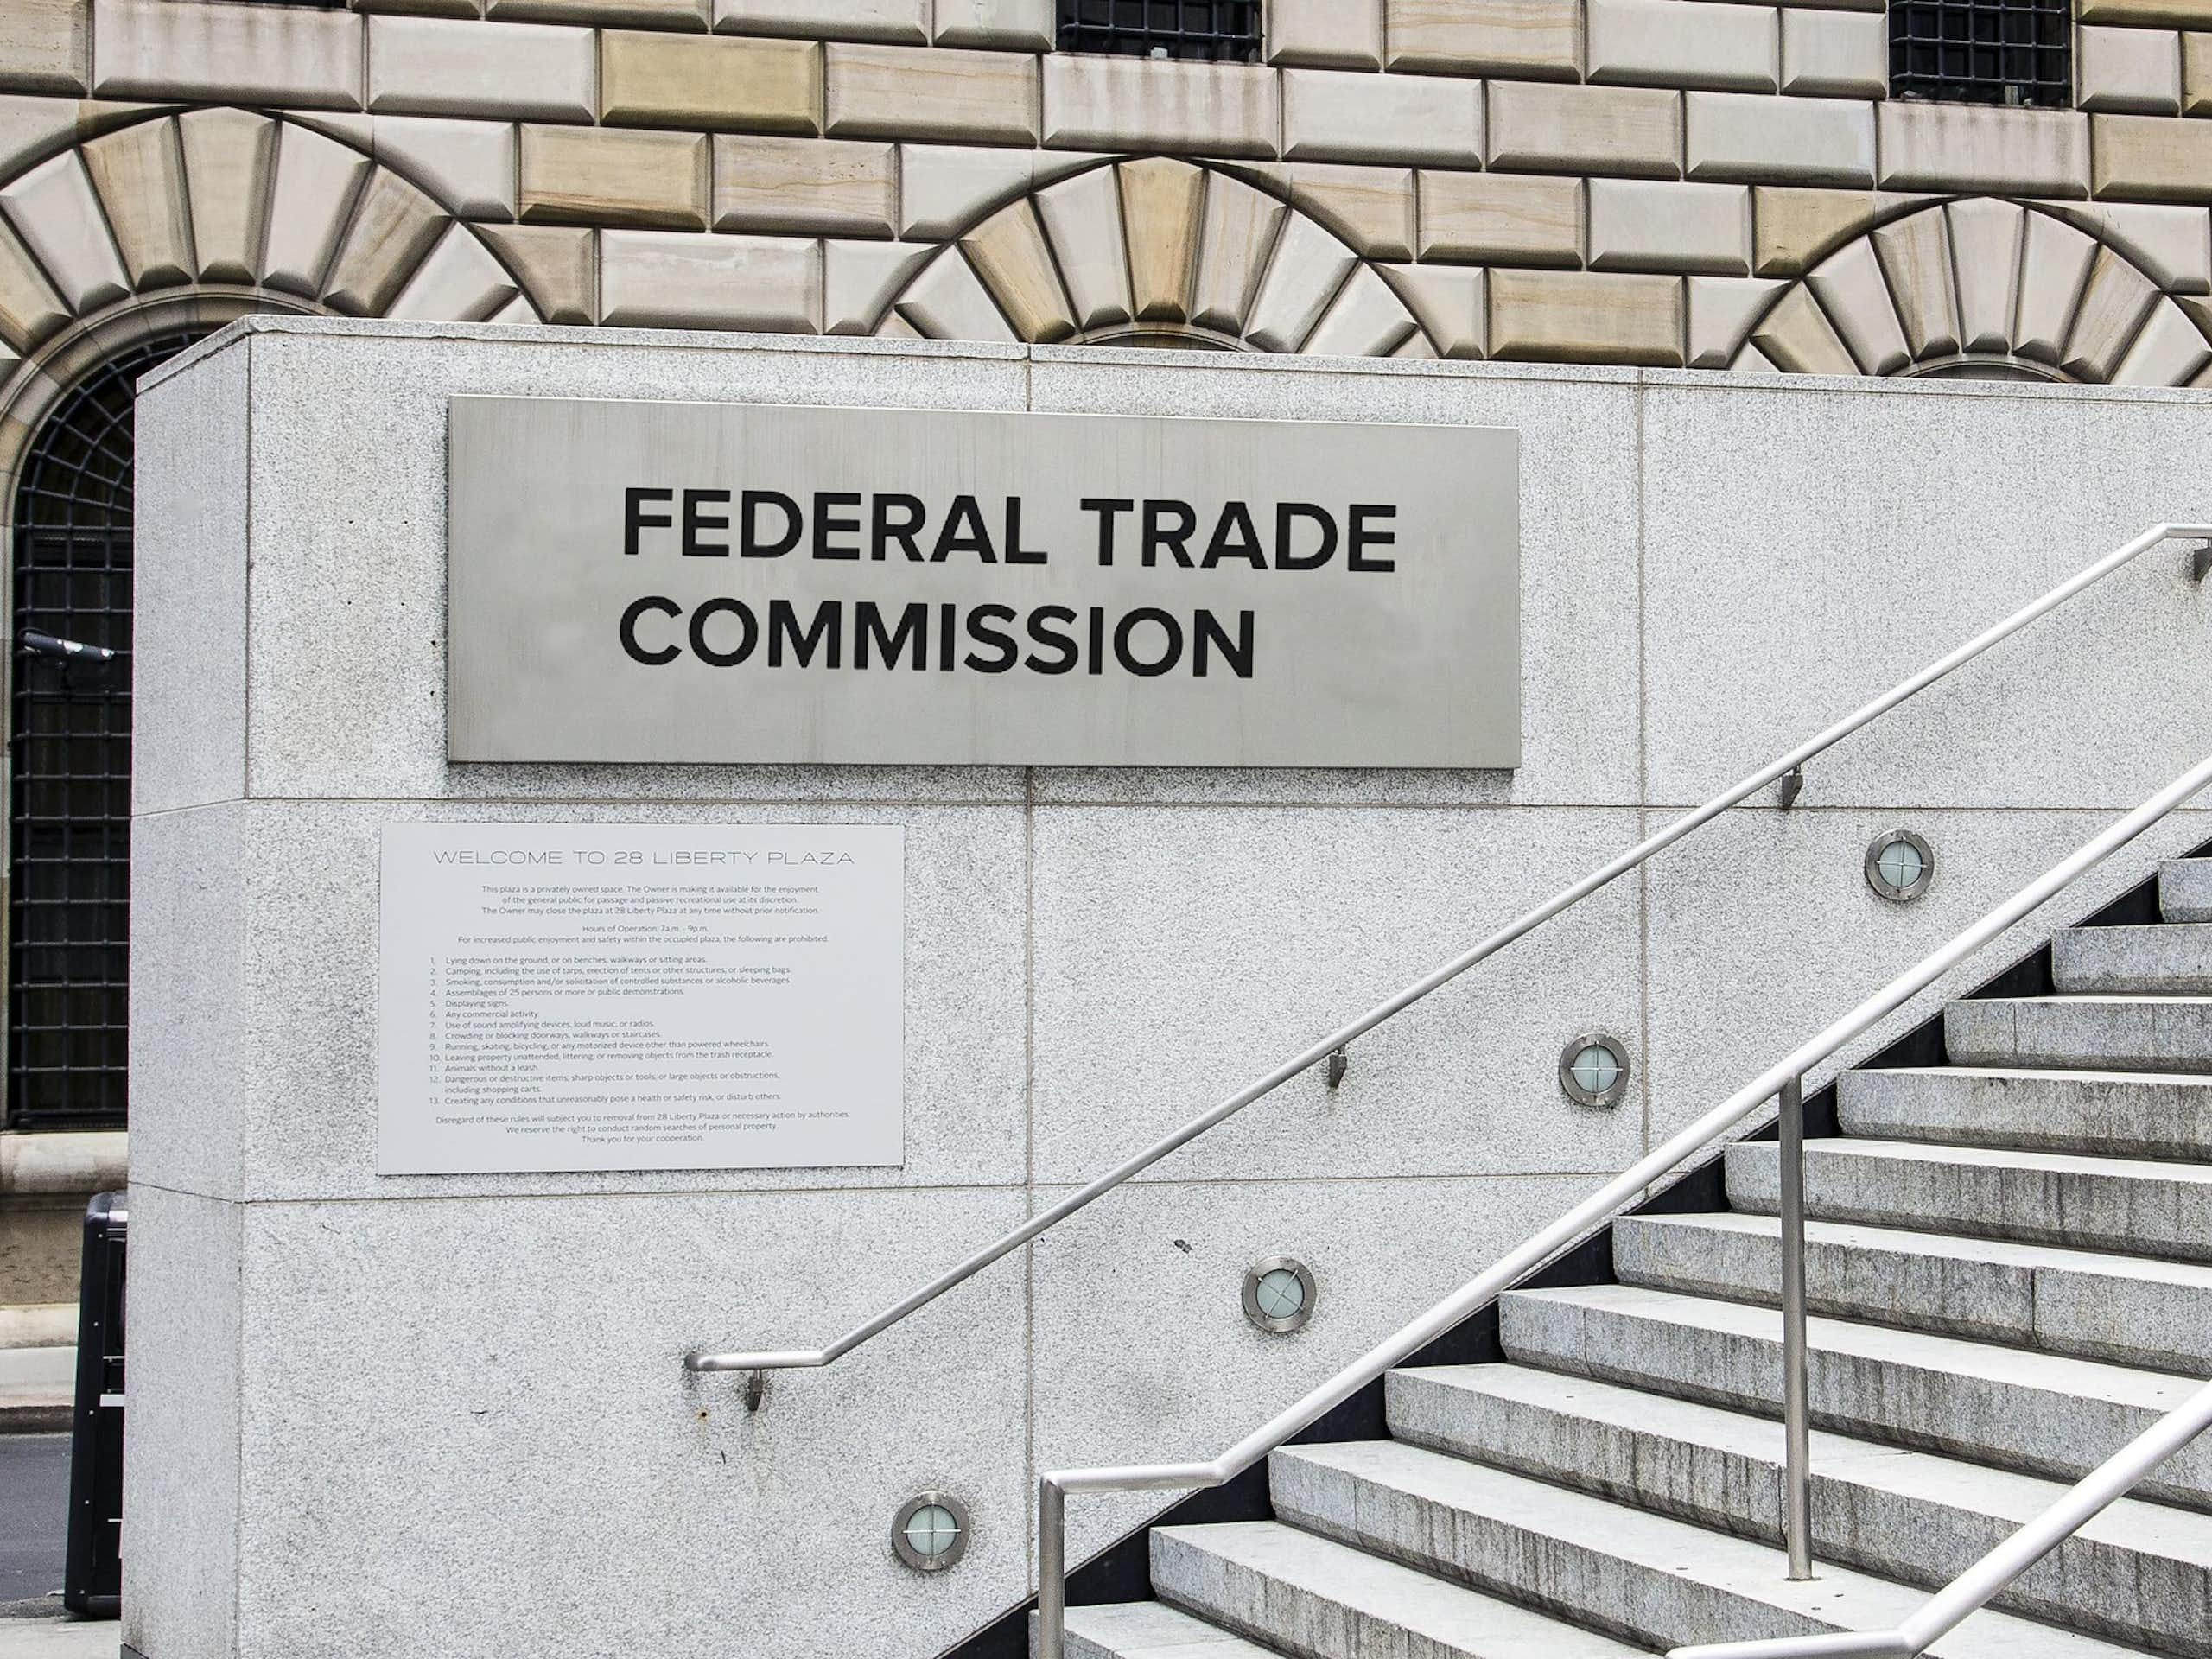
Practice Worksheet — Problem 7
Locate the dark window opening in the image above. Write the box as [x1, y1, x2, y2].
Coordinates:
[6, 329, 204, 1132]
[1056, 0, 1262, 62]
[1890, 0, 2072, 107]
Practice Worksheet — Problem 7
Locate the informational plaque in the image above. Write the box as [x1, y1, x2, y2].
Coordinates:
[377, 823, 904, 1175]
[446, 398, 1520, 769]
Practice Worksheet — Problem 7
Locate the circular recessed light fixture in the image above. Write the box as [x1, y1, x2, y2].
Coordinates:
[1866, 830, 1936, 903]
[891, 1491, 970, 1572]
[1243, 1257, 1316, 1333]
[1559, 1033, 1631, 1109]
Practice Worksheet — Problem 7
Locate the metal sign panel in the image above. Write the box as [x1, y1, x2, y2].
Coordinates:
[378, 822, 905, 1175]
[447, 397, 1520, 768]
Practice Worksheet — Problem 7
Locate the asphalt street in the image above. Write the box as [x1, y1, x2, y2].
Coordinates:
[0, 1435, 67, 1605]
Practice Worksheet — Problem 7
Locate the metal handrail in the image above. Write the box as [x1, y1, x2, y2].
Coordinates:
[1668, 1376, 2212, 1658]
[1034, 746, 2212, 1657]
[686, 522, 2211, 1390]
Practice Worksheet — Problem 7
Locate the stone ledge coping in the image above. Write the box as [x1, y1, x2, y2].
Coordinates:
[0, 1132, 128, 1198]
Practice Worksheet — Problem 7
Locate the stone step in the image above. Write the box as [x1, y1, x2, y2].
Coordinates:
[2055, 923, 2212, 995]
[2164, 860, 2212, 925]
[1267, 1439, 2147, 1658]
[1496, 1282, 2212, 1509]
[1058, 1599, 1281, 1658]
[1615, 1211, 2212, 1376]
[1835, 1066, 2212, 1158]
[1725, 1136, 2212, 1261]
[1945, 995, 2212, 1074]
[1383, 1362, 2212, 1654]
[1147, 1518, 1647, 1659]
[0, 1344, 72, 1433]
[0, 1304, 74, 1348]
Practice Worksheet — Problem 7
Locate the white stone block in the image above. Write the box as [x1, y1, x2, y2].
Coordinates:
[262, 123, 372, 296]
[1946, 196, 2023, 353]
[1378, 262, 1485, 357]
[932, 0, 1052, 49]
[821, 236, 933, 331]
[1037, 164, 1133, 332]
[2079, 25, 2183, 113]
[93, 0, 362, 110]
[716, 0, 926, 40]
[830, 43, 1039, 145]
[366, 16, 594, 122]
[1779, 9, 1885, 98]
[2013, 208, 2098, 365]
[598, 228, 821, 330]
[1685, 91, 1873, 185]
[2040, 199, 2212, 294]
[1877, 101, 2089, 199]
[0, 0, 87, 96]
[892, 243, 1016, 338]
[0, 148, 127, 311]
[1807, 235, 1906, 372]
[384, 221, 521, 321]
[898, 143, 1035, 239]
[1586, 0, 1778, 92]
[1283, 67, 1481, 166]
[177, 107, 274, 285]
[1588, 178, 1750, 275]
[1687, 274, 1783, 365]
[1487, 81, 1682, 178]
[1871, 207, 1957, 359]
[373, 117, 518, 220]
[1268, 0, 1382, 68]
[1042, 54, 1278, 158]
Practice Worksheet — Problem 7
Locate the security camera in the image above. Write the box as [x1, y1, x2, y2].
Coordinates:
[18, 628, 116, 664]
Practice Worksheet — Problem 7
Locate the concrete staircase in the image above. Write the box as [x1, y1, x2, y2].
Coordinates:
[1054, 857, 2212, 1659]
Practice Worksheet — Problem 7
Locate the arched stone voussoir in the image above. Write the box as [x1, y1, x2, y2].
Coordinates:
[1730, 197, 2212, 386]
[873, 156, 1431, 358]
[0, 108, 541, 357]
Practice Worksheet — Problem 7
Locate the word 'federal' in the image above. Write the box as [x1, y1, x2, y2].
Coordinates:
[622, 489, 1400, 570]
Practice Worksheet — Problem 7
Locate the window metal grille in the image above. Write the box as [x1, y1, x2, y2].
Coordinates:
[1890, 0, 2072, 107]
[1056, 0, 1262, 61]
[6, 330, 202, 1131]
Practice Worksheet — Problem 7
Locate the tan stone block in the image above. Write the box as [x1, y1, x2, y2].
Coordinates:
[322, 164, 448, 313]
[520, 126, 709, 230]
[1041, 54, 1274, 157]
[1417, 170, 1580, 266]
[475, 221, 595, 321]
[2082, 0, 2212, 22]
[933, 0, 1052, 50]
[1588, 177, 1749, 274]
[1385, 0, 1579, 79]
[1281, 67, 1479, 166]
[1586, 0, 1777, 92]
[2188, 33, 2212, 111]
[2080, 24, 2182, 112]
[356, 0, 480, 20]
[1877, 101, 2088, 198]
[961, 198, 1073, 340]
[1291, 164, 1414, 260]
[1035, 164, 1133, 330]
[2094, 111, 2212, 201]
[1751, 184, 1910, 274]
[1871, 207, 1957, 358]
[601, 31, 817, 133]
[367, 16, 593, 122]
[1119, 155, 1203, 321]
[94, 0, 362, 110]
[177, 105, 275, 283]
[1487, 81, 1681, 179]
[1778, 9, 1885, 98]
[492, 0, 709, 27]
[1269, 0, 1382, 68]
[82, 114, 189, 287]
[830, 42, 1036, 145]
[1686, 91, 1872, 184]
[0, 0, 86, 96]
[0, 218, 65, 348]
[373, 116, 516, 220]
[716, 0, 926, 41]
[712, 135, 893, 236]
[1189, 171, 1283, 335]
[598, 227, 820, 330]
[1488, 267, 1683, 364]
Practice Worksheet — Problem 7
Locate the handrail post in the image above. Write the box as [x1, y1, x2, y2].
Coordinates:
[1778, 1071, 1814, 1581]
[1037, 1477, 1066, 1659]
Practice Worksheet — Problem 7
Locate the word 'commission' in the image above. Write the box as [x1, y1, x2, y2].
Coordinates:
[617, 487, 1402, 682]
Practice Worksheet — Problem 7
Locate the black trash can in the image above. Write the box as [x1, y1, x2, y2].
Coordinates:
[64, 1190, 125, 1617]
